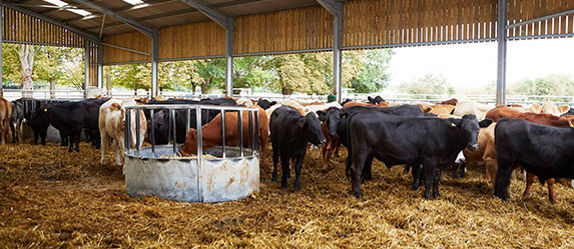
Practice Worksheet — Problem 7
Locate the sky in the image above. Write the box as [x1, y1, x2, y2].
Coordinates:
[386, 37, 574, 91]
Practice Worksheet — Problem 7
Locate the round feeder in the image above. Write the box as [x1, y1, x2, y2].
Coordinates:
[123, 104, 261, 203]
[124, 145, 260, 202]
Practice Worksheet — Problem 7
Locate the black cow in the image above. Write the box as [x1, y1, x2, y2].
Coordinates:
[10, 99, 24, 143]
[367, 96, 385, 105]
[562, 107, 574, 116]
[330, 105, 428, 180]
[257, 99, 277, 110]
[341, 98, 353, 106]
[493, 118, 574, 202]
[270, 105, 326, 191]
[34, 98, 108, 152]
[347, 113, 481, 199]
[147, 98, 238, 145]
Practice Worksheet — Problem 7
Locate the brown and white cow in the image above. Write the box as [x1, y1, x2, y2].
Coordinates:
[0, 98, 12, 145]
[343, 101, 390, 108]
[99, 98, 147, 165]
[453, 100, 493, 121]
[486, 106, 574, 203]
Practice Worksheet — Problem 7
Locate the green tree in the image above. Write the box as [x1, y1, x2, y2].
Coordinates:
[509, 74, 574, 96]
[348, 49, 393, 93]
[397, 73, 454, 95]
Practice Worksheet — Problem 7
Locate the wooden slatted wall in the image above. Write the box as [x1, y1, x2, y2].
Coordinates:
[507, 0, 574, 39]
[2, 6, 85, 47]
[344, 0, 499, 47]
[103, 32, 150, 64]
[233, 6, 333, 55]
[159, 21, 226, 60]
[87, 41, 98, 87]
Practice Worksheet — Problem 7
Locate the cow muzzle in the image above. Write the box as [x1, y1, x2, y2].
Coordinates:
[468, 144, 479, 151]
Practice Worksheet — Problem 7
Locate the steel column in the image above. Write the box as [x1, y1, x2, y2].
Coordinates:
[333, 10, 342, 103]
[84, 40, 89, 98]
[97, 43, 103, 89]
[316, 0, 343, 103]
[151, 32, 159, 97]
[225, 26, 234, 97]
[496, 0, 508, 106]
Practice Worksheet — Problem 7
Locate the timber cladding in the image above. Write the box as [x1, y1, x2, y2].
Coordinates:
[158, 21, 226, 60]
[2, 7, 84, 47]
[103, 32, 151, 64]
[233, 6, 334, 55]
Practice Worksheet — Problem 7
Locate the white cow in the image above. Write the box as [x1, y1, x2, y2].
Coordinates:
[99, 98, 147, 165]
[453, 100, 493, 121]
[303, 102, 342, 115]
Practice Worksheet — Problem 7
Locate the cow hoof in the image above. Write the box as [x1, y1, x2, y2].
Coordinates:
[68, 148, 73, 152]
[412, 184, 419, 191]
[294, 185, 301, 191]
[75, 148, 80, 152]
[353, 192, 362, 199]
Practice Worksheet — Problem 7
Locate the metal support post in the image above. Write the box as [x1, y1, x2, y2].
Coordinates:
[151, 32, 159, 97]
[84, 40, 90, 98]
[496, 0, 508, 106]
[225, 25, 234, 97]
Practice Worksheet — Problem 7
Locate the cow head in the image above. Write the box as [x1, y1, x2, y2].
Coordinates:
[298, 112, 326, 146]
[317, 107, 342, 136]
[257, 99, 277, 110]
[454, 114, 480, 151]
[367, 96, 384, 105]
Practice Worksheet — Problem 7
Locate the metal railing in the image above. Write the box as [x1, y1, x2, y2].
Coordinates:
[2, 89, 85, 101]
[123, 104, 260, 161]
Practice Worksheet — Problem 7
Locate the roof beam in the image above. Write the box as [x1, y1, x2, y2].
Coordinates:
[315, 0, 342, 16]
[0, 2, 100, 43]
[179, 0, 232, 28]
[69, 0, 155, 37]
[63, 0, 179, 23]
[82, 0, 269, 33]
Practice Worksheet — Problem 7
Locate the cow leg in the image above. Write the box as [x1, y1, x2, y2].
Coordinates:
[74, 130, 81, 152]
[411, 164, 421, 190]
[280, 154, 290, 189]
[333, 143, 339, 157]
[351, 152, 367, 199]
[459, 162, 466, 178]
[33, 129, 39, 145]
[271, 142, 279, 182]
[362, 154, 374, 182]
[493, 158, 514, 202]
[40, 129, 47, 146]
[320, 141, 329, 171]
[403, 164, 411, 174]
[67, 132, 74, 152]
[485, 159, 497, 185]
[100, 133, 107, 164]
[294, 154, 305, 191]
[523, 172, 536, 200]
[547, 178, 557, 204]
[422, 159, 437, 200]
[433, 166, 441, 198]
[345, 148, 353, 177]
[10, 121, 16, 143]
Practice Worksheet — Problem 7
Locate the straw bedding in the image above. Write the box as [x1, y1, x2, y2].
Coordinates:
[1, 142, 574, 248]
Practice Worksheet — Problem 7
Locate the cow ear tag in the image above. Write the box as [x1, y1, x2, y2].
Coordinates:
[44, 108, 47, 112]
[451, 122, 456, 127]
[570, 120, 574, 128]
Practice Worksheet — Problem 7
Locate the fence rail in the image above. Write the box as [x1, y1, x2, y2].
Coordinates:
[2, 89, 573, 106]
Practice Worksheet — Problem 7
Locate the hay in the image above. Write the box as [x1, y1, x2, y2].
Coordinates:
[1, 141, 574, 248]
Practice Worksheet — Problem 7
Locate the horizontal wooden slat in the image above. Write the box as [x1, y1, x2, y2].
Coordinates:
[103, 32, 151, 64]
[158, 21, 226, 60]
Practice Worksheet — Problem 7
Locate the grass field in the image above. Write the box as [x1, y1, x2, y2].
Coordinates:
[1, 142, 574, 248]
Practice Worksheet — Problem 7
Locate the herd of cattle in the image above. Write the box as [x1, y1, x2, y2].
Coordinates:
[0, 95, 573, 203]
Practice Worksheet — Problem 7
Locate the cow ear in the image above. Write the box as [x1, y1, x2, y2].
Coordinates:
[558, 105, 570, 115]
[270, 101, 277, 106]
[340, 110, 349, 119]
[298, 117, 306, 128]
[317, 110, 327, 121]
[531, 103, 542, 113]
[425, 107, 432, 113]
[478, 118, 494, 128]
[367, 96, 374, 103]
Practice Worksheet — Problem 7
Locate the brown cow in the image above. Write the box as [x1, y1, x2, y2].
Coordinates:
[180, 108, 269, 162]
[0, 98, 12, 145]
[438, 98, 458, 106]
[486, 106, 574, 203]
[343, 101, 389, 108]
[417, 104, 455, 118]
